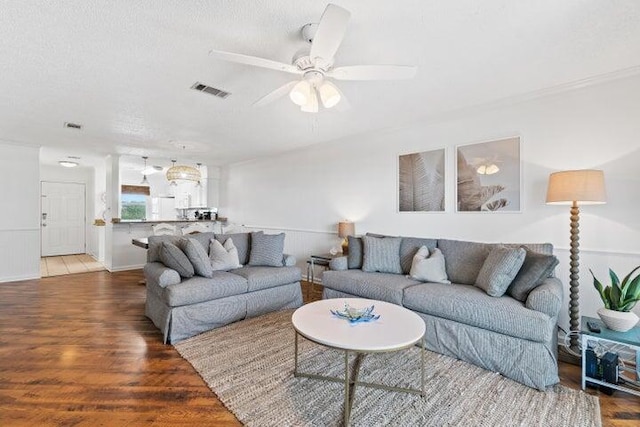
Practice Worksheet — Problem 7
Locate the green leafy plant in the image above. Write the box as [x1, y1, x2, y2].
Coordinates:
[590, 266, 640, 312]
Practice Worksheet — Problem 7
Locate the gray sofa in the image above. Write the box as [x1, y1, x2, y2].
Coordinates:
[322, 236, 562, 390]
[145, 232, 303, 344]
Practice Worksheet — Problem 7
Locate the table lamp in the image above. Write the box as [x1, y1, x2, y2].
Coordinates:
[338, 221, 356, 255]
[546, 169, 606, 351]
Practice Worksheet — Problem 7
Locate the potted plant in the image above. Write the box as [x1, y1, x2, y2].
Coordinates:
[590, 266, 640, 332]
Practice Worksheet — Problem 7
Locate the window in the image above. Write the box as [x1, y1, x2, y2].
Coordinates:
[121, 185, 150, 220]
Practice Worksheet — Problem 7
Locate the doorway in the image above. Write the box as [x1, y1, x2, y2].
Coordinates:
[41, 181, 86, 256]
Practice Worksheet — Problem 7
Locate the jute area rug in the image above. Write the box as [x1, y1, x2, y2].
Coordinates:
[174, 310, 601, 427]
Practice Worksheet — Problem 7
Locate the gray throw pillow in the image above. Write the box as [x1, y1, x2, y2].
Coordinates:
[362, 235, 402, 274]
[159, 241, 194, 278]
[215, 232, 251, 265]
[181, 238, 213, 278]
[209, 238, 242, 271]
[507, 248, 559, 301]
[347, 236, 363, 269]
[409, 246, 451, 284]
[437, 239, 493, 285]
[475, 246, 526, 297]
[249, 232, 285, 267]
[400, 237, 438, 274]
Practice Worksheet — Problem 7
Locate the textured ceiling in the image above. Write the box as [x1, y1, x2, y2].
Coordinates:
[1, 1, 639, 167]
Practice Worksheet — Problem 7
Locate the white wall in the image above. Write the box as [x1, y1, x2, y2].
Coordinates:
[223, 74, 640, 329]
[0, 142, 40, 282]
[40, 164, 98, 258]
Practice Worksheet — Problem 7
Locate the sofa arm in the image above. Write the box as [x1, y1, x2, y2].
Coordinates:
[283, 254, 297, 266]
[144, 262, 181, 288]
[329, 256, 348, 271]
[526, 277, 563, 318]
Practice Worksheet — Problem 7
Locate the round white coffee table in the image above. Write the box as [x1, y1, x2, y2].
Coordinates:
[291, 298, 426, 427]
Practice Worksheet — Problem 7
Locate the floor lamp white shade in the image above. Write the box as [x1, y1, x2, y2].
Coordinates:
[546, 169, 606, 350]
[546, 170, 607, 205]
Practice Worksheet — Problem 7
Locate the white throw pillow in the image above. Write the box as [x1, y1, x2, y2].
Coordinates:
[209, 238, 242, 271]
[409, 246, 451, 284]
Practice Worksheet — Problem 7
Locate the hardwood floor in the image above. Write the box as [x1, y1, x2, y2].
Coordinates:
[0, 271, 638, 426]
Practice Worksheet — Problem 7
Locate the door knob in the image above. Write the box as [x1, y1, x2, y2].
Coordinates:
[42, 223, 47, 227]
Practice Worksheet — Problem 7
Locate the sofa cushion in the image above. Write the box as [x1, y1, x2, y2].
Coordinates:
[159, 242, 194, 278]
[403, 283, 554, 342]
[249, 231, 285, 267]
[409, 247, 451, 284]
[400, 237, 438, 274]
[163, 271, 248, 307]
[230, 266, 301, 292]
[209, 238, 242, 271]
[184, 232, 215, 253]
[437, 239, 493, 285]
[362, 235, 402, 274]
[181, 237, 213, 278]
[507, 248, 559, 302]
[215, 232, 251, 265]
[475, 246, 526, 297]
[526, 278, 563, 318]
[347, 236, 363, 269]
[322, 270, 421, 305]
[147, 235, 182, 262]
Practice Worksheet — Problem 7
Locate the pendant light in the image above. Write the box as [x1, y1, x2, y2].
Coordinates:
[168, 160, 178, 187]
[141, 156, 150, 185]
[195, 163, 202, 187]
[166, 149, 201, 184]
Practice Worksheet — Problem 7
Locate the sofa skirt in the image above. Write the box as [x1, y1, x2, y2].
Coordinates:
[322, 287, 559, 390]
[146, 281, 303, 344]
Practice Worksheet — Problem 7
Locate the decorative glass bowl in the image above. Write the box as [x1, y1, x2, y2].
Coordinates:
[330, 303, 380, 323]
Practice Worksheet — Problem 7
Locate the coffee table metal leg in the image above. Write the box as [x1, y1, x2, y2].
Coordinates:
[344, 350, 350, 427]
[421, 335, 426, 397]
[294, 332, 299, 377]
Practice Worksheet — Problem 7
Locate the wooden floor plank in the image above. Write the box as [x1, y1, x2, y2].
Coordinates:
[41, 255, 106, 277]
[43, 257, 69, 276]
[62, 255, 88, 274]
[40, 258, 48, 277]
[0, 272, 637, 426]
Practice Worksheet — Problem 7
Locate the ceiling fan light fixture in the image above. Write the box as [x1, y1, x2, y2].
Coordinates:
[300, 87, 319, 113]
[289, 80, 311, 106]
[318, 81, 341, 108]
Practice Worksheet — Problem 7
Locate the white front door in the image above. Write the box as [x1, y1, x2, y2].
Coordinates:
[41, 182, 86, 256]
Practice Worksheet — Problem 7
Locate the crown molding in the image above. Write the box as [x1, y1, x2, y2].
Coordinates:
[420, 65, 640, 125]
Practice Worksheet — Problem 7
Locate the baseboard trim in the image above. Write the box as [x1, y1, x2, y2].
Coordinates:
[0, 273, 41, 283]
[107, 264, 145, 273]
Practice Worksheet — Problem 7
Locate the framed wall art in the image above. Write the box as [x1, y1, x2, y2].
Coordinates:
[456, 136, 521, 212]
[398, 148, 445, 212]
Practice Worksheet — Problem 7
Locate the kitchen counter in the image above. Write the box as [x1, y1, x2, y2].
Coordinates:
[114, 218, 227, 224]
[108, 219, 228, 271]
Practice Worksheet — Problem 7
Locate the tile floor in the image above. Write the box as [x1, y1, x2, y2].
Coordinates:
[40, 254, 106, 277]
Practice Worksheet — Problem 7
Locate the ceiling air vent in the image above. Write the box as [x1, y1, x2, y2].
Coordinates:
[191, 82, 231, 99]
[64, 122, 83, 130]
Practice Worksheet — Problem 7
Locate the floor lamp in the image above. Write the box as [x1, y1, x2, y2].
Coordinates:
[546, 170, 606, 352]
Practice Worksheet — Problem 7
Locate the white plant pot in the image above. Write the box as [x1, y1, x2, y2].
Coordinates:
[597, 307, 639, 332]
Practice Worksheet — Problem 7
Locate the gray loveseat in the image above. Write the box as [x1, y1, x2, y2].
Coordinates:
[322, 235, 562, 390]
[145, 231, 303, 343]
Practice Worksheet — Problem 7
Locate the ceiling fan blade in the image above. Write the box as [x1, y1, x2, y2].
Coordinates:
[253, 80, 299, 107]
[309, 4, 351, 63]
[209, 49, 301, 75]
[328, 65, 417, 81]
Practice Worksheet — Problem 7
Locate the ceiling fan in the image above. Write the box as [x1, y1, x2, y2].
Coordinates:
[209, 4, 417, 112]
